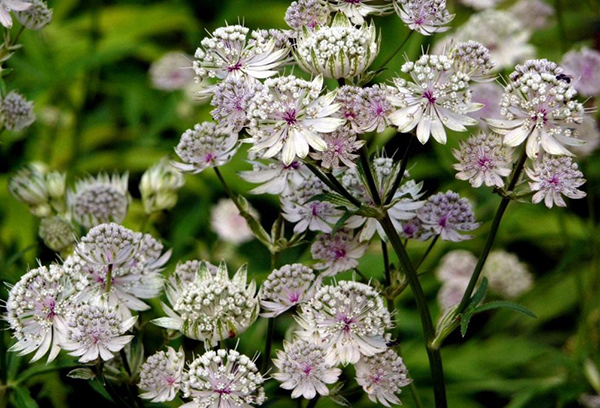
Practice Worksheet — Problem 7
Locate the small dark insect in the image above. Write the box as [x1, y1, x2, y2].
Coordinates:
[556, 73, 572, 83]
[386, 338, 401, 347]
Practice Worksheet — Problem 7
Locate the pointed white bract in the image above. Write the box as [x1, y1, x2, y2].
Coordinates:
[526, 155, 586, 208]
[355, 348, 412, 407]
[181, 349, 266, 408]
[273, 338, 342, 399]
[260, 263, 320, 317]
[139, 346, 185, 403]
[388, 54, 480, 145]
[247, 75, 345, 165]
[0, 0, 31, 28]
[328, 0, 392, 25]
[296, 281, 391, 365]
[152, 262, 259, 346]
[486, 59, 586, 159]
[239, 157, 310, 195]
[5, 264, 74, 363]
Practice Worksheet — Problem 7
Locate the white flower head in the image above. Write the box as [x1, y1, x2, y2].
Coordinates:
[310, 126, 365, 169]
[296, 281, 392, 365]
[526, 155, 586, 208]
[150, 52, 195, 91]
[210, 198, 256, 245]
[5, 264, 74, 362]
[295, 13, 379, 79]
[39, 216, 76, 252]
[281, 175, 344, 234]
[153, 262, 259, 346]
[483, 250, 533, 298]
[394, 0, 454, 35]
[181, 348, 266, 408]
[0, 90, 35, 131]
[436, 249, 477, 284]
[259, 263, 321, 317]
[173, 122, 239, 174]
[140, 157, 185, 214]
[417, 191, 480, 242]
[388, 54, 480, 145]
[458, 0, 500, 10]
[0, 0, 31, 28]
[448, 41, 496, 83]
[273, 338, 342, 399]
[509, 0, 554, 30]
[334, 85, 398, 134]
[68, 172, 130, 229]
[311, 228, 368, 276]
[8, 163, 50, 216]
[15, 0, 52, 30]
[285, 0, 330, 31]
[61, 301, 136, 363]
[355, 348, 412, 407]
[453, 132, 513, 188]
[193, 24, 289, 83]
[247, 74, 345, 165]
[139, 346, 185, 403]
[210, 77, 261, 132]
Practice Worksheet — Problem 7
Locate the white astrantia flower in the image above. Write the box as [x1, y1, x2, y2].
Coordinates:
[61, 301, 136, 363]
[138, 346, 185, 403]
[239, 157, 311, 195]
[342, 157, 425, 241]
[388, 54, 481, 145]
[328, 0, 392, 25]
[210, 198, 256, 245]
[561, 48, 600, 98]
[295, 13, 379, 79]
[152, 261, 259, 346]
[68, 172, 130, 229]
[435, 250, 477, 309]
[509, 0, 554, 30]
[417, 191, 480, 242]
[0, 0, 31, 28]
[281, 175, 344, 234]
[15, 0, 52, 30]
[355, 348, 412, 407]
[140, 158, 185, 214]
[448, 41, 496, 83]
[247, 75, 345, 165]
[285, 0, 329, 31]
[193, 24, 290, 83]
[394, 0, 454, 36]
[259, 263, 321, 317]
[67, 223, 170, 317]
[526, 155, 586, 208]
[150, 52, 195, 91]
[210, 77, 261, 133]
[181, 348, 266, 408]
[296, 281, 392, 365]
[0, 90, 35, 131]
[453, 132, 513, 188]
[5, 264, 74, 363]
[273, 338, 342, 399]
[483, 250, 533, 299]
[8, 163, 50, 216]
[311, 228, 368, 276]
[309, 126, 365, 169]
[173, 122, 239, 174]
[334, 85, 398, 134]
[486, 59, 586, 159]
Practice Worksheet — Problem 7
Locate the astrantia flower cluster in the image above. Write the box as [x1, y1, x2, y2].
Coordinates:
[311, 228, 368, 276]
[150, 52, 194, 91]
[526, 155, 586, 208]
[260, 263, 320, 317]
[310, 126, 364, 169]
[449, 41, 496, 82]
[0, 90, 35, 131]
[329, 0, 392, 25]
[295, 13, 379, 79]
[335, 84, 397, 134]
[417, 191, 480, 242]
[483, 250, 533, 299]
[355, 349, 412, 407]
[210, 77, 261, 132]
[139, 347, 185, 402]
[394, 0, 454, 35]
[285, 0, 329, 31]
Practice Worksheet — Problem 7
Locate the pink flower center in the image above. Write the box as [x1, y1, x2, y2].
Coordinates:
[282, 109, 298, 125]
[423, 89, 436, 105]
[227, 61, 243, 72]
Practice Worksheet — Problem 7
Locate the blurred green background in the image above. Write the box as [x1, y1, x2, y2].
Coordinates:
[1, 0, 600, 407]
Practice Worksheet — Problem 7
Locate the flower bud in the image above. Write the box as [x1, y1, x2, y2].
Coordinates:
[140, 158, 184, 214]
[9, 163, 49, 209]
[39, 216, 76, 252]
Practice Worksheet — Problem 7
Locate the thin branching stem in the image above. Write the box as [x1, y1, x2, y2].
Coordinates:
[377, 30, 414, 70]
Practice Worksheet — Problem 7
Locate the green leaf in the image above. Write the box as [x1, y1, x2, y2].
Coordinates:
[460, 278, 489, 337]
[67, 367, 96, 381]
[303, 192, 355, 209]
[331, 210, 355, 235]
[473, 301, 537, 319]
[10, 386, 39, 408]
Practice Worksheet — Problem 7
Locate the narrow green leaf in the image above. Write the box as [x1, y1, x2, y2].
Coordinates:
[468, 277, 488, 311]
[460, 311, 473, 337]
[331, 211, 355, 235]
[11, 386, 39, 408]
[473, 301, 537, 318]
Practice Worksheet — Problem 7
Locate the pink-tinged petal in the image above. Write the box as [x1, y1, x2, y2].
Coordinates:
[302, 117, 344, 133]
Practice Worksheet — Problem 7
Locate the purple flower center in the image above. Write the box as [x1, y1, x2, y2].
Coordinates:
[289, 292, 301, 304]
[423, 90, 436, 105]
[204, 153, 217, 163]
[438, 215, 448, 228]
[344, 0, 362, 4]
[227, 61, 243, 72]
[333, 248, 347, 260]
[549, 175, 560, 186]
[339, 315, 354, 332]
[284, 161, 301, 170]
[282, 109, 298, 125]
[477, 156, 492, 169]
[302, 364, 313, 375]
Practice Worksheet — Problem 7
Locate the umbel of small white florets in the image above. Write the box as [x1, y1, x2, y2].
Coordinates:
[140, 157, 185, 214]
[272, 338, 342, 399]
[355, 348, 412, 407]
[180, 348, 266, 408]
[526, 155, 586, 208]
[311, 228, 368, 276]
[394, 0, 454, 36]
[173, 121, 239, 174]
[295, 13, 379, 79]
[259, 263, 321, 317]
[0, 90, 35, 131]
[15, 0, 52, 30]
[483, 250, 533, 299]
[285, 0, 329, 31]
[247, 74, 345, 165]
[138, 346, 185, 403]
[417, 191, 480, 242]
[296, 281, 392, 365]
[210, 77, 261, 133]
[448, 41, 496, 82]
[67, 172, 130, 229]
[0, 0, 31, 29]
[310, 125, 365, 169]
[6, 264, 73, 362]
[153, 261, 259, 346]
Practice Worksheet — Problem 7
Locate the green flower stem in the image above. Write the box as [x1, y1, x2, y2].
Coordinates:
[105, 264, 113, 293]
[359, 146, 381, 206]
[455, 147, 528, 316]
[304, 161, 362, 207]
[261, 318, 275, 373]
[416, 235, 439, 271]
[120, 349, 132, 377]
[384, 133, 415, 205]
[377, 30, 414, 70]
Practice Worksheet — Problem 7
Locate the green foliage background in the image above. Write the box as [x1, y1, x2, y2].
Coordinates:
[1, 0, 600, 407]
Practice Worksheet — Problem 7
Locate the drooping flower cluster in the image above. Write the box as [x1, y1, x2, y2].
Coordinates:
[247, 75, 344, 165]
[67, 172, 130, 228]
[297, 281, 392, 365]
[526, 155, 586, 208]
[394, 0, 454, 35]
[417, 191, 480, 242]
[486, 59, 585, 159]
[311, 228, 368, 276]
[139, 347, 185, 403]
[260, 263, 321, 317]
[173, 121, 239, 173]
[388, 54, 480, 144]
[295, 13, 379, 79]
[153, 262, 258, 346]
[272, 338, 342, 399]
[181, 348, 266, 408]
